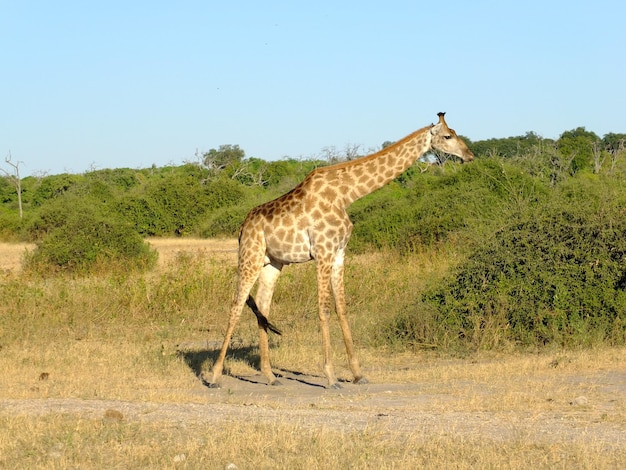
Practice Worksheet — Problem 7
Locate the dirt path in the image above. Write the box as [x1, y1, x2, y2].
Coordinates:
[2, 367, 625, 449]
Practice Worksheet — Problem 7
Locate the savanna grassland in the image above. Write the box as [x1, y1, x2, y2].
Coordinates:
[1, 129, 626, 467]
[0, 239, 625, 469]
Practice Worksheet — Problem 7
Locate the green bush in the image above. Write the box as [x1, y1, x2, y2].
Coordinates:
[348, 181, 408, 252]
[24, 206, 157, 275]
[412, 177, 626, 350]
[30, 173, 82, 206]
[119, 175, 246, 237]
[117, 196, 169, 237]
[26, 196, 84, 241]
[0, 207, 23, 240]
[84, 168, 140, 192]
[350, 158, 546, 254]
[198, 204, 253, 238]
[202, 178, 246, 209]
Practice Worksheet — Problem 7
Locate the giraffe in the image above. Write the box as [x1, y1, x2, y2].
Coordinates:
[205, 112, 474, 389]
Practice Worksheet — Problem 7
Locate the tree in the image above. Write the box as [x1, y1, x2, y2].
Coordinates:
[602, 132, 626, 154]
[320, 143, 365, 163]
[469, 132, 546, 159]
[601, 133, 626, 175]
[31, 173, 81, 206]
[202, 144, 245, 172]
[1, 153, 23, 218]
[556, 127, 600, 174]
[226, 157, 270, 186]
[343, 143, 363, 161]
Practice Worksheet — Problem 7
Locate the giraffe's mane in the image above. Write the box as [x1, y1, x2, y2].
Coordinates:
[322, 123, 434, 172]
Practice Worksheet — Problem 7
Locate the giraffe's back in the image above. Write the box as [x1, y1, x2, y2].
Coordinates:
[239, 171, 352, 265]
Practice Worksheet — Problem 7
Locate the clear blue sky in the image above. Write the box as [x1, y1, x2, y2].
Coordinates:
[2, 1, 625, 176]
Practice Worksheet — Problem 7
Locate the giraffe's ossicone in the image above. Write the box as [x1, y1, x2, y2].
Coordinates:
[204, 112, 474, 389]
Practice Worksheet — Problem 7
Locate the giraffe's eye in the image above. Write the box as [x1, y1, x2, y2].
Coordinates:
[444, 135, 452, 140]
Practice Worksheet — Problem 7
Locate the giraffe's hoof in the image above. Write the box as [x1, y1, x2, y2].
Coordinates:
[354, 377, 369, 385]
[200, 373, 220, 388]
[269, 379, 283, 387]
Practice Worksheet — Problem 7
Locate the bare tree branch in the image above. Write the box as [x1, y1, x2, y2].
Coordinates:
[1, 152, 24, 218]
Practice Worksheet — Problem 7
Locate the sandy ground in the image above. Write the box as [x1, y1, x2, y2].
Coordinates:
[1, 366, 625, 449]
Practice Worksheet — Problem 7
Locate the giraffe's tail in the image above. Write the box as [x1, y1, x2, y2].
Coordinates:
[246, 295, 282, 336]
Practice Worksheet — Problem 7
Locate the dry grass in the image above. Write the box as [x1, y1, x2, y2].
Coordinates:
[0, 242, 35, 274]
[0, 239, 625, 468]
[147, 237, 238, 266]
[1, 414, 622, 469]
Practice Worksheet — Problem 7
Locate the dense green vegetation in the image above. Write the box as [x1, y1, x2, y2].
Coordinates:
[2, 127, 625, 348]
[383, 176, 626, 351]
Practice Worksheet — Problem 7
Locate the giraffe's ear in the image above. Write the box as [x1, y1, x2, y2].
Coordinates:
[430, 122, 443, 135]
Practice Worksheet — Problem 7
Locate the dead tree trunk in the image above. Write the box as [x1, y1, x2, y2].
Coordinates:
[2, 153, 23, 219]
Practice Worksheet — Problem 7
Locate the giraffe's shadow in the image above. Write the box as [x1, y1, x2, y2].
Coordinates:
[176, 340, 260, 379]
[176, 340, 332, 388]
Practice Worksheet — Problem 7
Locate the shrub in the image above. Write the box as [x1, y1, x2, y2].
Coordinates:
[24, 206, 157, 275]
[26, 195, 86, 241]
[0, 207, 23, 240]
[119, 175, 246, 236]
[117, 196, 169, 237]
[202, 178, 246, 209]
[84, 168, 140, 192]
[348, 181, 409, 252]
[350, 158, 546, 254]
[414, 177, 626, 350]
[30, 173, 82, 206]
[198, 204, 253, 238]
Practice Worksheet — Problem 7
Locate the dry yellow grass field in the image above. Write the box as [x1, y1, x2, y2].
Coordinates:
[0, 239, 624, 468]
[148, 237, 238, 266]
[0, 242, 35, 274]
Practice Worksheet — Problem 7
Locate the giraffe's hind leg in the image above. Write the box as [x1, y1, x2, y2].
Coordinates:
[204, 249, 264, 388]
[331, 248, 368, 385]
[254, 261, 283, 385]
[315, 259, 341, 388]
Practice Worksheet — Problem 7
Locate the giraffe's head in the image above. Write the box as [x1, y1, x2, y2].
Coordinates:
[429, 112, 475, 163]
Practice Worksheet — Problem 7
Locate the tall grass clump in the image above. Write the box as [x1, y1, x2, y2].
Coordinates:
[385, 176, 626, 351]
[140, 251, 236, 324]
[0, 249, 236, 347]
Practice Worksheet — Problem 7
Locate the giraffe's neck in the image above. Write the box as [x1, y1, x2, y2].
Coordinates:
[319, 124, 433, 205]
